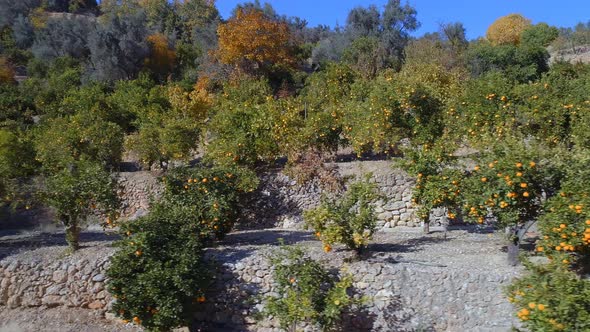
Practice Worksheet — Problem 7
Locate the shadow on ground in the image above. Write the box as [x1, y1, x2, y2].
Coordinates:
[0, 231, 118, 261]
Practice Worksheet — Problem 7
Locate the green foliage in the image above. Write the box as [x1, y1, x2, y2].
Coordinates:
[42, 159, 119, 250]
[158, 164, 258, 241]
[0, 83, 35, 130]
[466, 40, 549, 82]
[126, 82, 209, 169]
[108, 163, 256, 331]
[537, 151, 590, 266]
[34, 110, 124, 171]
[396, 142, 462, 222]
[521, 23, 559, 48]
[342, 70, 446, 155]
[107, 205, 210, 332]
[304, 176, 380, 255]
[506, 260, 590, 331]
[0, 128, 36, 208]
[262, 244, 357, 331]
[207, 78, 280, 167]
[460, 140, 563, 229]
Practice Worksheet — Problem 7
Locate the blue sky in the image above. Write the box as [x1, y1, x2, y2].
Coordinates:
[215, 0, 590, 40]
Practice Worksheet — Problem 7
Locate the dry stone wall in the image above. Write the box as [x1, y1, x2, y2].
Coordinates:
[0, 253, 113, 311]
[115, 161, 451, 230]
[116, 171, 163, 219]
[198, 246, 519, 331]
[240, 161, 450, 230]
[0, 243, 519, 332]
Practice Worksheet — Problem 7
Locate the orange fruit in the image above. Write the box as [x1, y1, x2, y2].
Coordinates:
[516, 162, 523, 168]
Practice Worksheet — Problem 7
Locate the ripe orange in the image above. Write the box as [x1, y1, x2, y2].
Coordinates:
[516, 162, 523, 168]
[323, 244, 332, 253]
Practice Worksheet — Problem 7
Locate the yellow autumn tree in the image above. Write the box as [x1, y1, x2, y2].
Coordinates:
[486, 14, 532, 46]
[145, 33, 177, 80]
[216, 8, 296, 74]
[0, 57, 14, 84]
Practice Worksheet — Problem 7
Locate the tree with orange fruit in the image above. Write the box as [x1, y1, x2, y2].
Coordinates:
[304, 175, 381, 258]
[460, 139, 562, 265]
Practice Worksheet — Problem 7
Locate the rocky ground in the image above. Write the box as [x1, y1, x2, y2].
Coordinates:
[0, 221, 530, 331]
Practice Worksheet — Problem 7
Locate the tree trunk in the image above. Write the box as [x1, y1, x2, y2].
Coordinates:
[507, 240, 520, 266]
[506, 221, 536, 266]
[65, 223, 81, 251]
[422, 221, 430, 234]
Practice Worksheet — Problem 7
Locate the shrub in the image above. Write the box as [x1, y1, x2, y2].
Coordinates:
[107, 205, 210, 332]
[108, 163, 257, 330]
[506, 260, 590, 331]
[304, 176, 380, 256]
[262, 244, 357, 331]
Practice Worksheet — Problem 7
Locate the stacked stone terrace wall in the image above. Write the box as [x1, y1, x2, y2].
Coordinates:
[0, 253, 112, 311]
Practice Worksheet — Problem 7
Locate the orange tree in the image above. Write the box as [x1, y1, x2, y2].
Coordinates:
[342, 69, 446, 157]
[396, 141, 463, 234]
[216, 8, 296, 76]
[42, 158, 119, 251]
[157, 164, 258, 240]
[108, 164, 258, 331]
[206, 78, 281, 167]
[460, 139, 563, 265]
[536, 151, 590, 269]
[505, 151, 590, 331]
[304, 175, 381, 258]
[262, 244, 356, 331]
[506, 259, 590, 331]
[127, 81, 210, 169]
